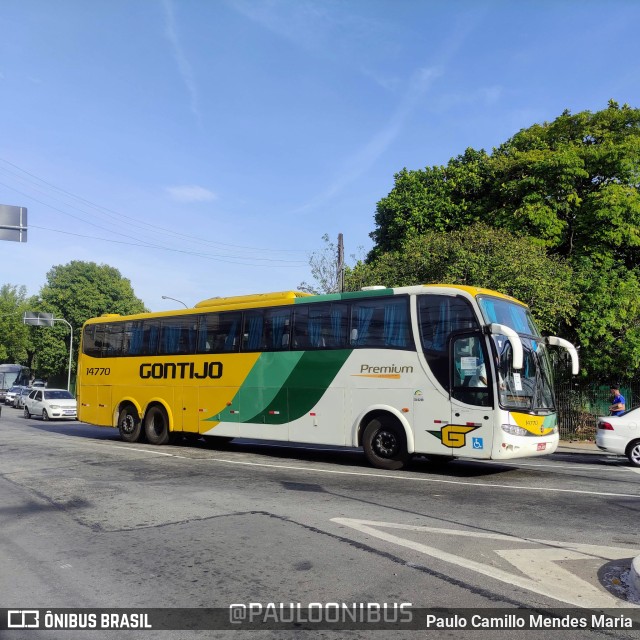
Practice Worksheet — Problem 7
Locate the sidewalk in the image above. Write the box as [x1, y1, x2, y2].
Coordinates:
[556, 439, 604, 455]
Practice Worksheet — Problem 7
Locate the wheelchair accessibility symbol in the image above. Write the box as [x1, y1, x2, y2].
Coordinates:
[472, 437, 484, 450]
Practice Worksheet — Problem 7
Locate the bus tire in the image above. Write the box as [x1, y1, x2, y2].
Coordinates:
[626, 439, 640, 467]
[144, 405, 170, 445]
[118, 405, 142, 443]
[362, 416, 410, 470]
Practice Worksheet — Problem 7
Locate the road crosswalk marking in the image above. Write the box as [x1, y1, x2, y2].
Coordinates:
[332, 518, 640, 609]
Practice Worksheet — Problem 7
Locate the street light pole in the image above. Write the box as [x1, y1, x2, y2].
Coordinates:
[161, 295, 188, 308]
[55, 317, 73, 392]
[23, 312, 73, 391]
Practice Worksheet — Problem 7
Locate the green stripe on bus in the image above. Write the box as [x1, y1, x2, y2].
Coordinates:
[241, 350, 352, 425]
[293, 289, 393, 304]
[209, 352, 303, 423]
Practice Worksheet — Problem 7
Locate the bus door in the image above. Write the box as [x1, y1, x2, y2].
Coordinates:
[448, 332, 495, 458]
[180, 385, 200, 435]
[79, 384, 112, 427]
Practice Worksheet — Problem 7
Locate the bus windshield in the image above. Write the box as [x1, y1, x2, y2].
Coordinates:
[476, 296, 540, 337]
[477, 296, 554, 412]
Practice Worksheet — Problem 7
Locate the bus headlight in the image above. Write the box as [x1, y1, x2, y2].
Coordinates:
[502, 423, 528, 437]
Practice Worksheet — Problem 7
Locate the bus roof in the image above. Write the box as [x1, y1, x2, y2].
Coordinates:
[83, 284, 526, 325]
[195, 290, 312, 309]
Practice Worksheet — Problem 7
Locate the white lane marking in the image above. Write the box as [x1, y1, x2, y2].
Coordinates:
[124, 447, 177, 457]
[242, 444, 618, 471]
[626, 466, 640, 475]
[331, 518, 640, 609]
[476, 460, 613, 471]
[99, 442, 640, 498]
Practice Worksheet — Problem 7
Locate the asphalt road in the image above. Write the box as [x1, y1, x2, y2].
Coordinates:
[0, 408, 639, 639]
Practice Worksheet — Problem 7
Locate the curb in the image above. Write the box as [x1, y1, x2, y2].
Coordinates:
[630, 556, 640, 599]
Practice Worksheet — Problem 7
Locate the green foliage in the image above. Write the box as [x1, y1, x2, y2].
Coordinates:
[571, 256, 640, 379]
[347, 224, 576, 335]
[0, 284, 36, 364]
[39, 261, 147, 330]
[0, 261, 146, 378]
[366, 102, 640, 380]
[371, 102, 640, 263]
[19, 261, 147, 380]
[370, 148, 490, 257]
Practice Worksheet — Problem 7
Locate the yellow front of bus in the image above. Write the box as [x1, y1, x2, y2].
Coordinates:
[475, 293, 577, 460]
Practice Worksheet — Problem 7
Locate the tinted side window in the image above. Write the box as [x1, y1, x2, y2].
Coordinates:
[159, 317, 197, 355]
[292, 303, 349, 350]
[197, 312, 241, 353]
[83, 325, 102, 358]
[140, 321, 159, 356]
[350, 297, 412, 349]
[418, 295, 479, 388]
[103, 324, 124, 357]
[242, 310, 266, 351]
[123, 321, 145, 356]
[264, 307, 291, 350]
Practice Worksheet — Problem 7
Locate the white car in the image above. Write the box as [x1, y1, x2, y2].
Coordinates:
[596, 409, 640, 466]
[23, 388, 77, 420]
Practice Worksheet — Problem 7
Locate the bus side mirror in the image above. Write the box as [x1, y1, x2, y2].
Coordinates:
[488, 323, 523, 370]
[546, 336, 579, 375]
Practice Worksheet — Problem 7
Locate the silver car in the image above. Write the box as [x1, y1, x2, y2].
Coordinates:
[5, 386, 25, 406]
[14, 387, 32, 410]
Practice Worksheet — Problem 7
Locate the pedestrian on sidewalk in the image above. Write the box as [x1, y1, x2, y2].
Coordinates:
[609, 385, 626, 416]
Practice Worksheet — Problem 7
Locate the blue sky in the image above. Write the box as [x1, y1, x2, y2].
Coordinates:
[1, 0, 639, 311]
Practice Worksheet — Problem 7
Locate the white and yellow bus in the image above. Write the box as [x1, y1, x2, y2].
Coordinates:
[77, 285, 578, 469]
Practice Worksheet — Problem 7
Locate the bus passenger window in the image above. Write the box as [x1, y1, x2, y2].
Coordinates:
[197, 312, 241, 353]
[103, 324, 124, 356]
[264, 308, 291, 351]
[418, 295, 479, 389]
[159, 318, 195, 355]
[123, 321, 145, 356]
[242, 310, 266, 351]
[83, 325, 102, 358]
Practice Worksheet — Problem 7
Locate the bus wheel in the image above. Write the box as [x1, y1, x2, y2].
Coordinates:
[144, 406, 170, 445]
[118, 406, 142, 443]
[362, 417, 410, 470]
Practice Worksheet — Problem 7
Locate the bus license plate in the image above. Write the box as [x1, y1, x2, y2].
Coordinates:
[537, 443, 546, 451]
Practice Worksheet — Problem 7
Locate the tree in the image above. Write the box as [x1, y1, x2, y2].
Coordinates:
[299, 234, 363, 294]
[369, 148, 490, 258]
[347, 224, 576, 335]
[571, 255, 640, 379]
[31, 261, 147, 379]
[370, 102, 640, 263]
[366, 102, 640, 380]
[0, 284, 36, 364]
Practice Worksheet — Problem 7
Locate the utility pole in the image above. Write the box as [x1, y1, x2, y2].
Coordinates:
[337, 233, 344, 293]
